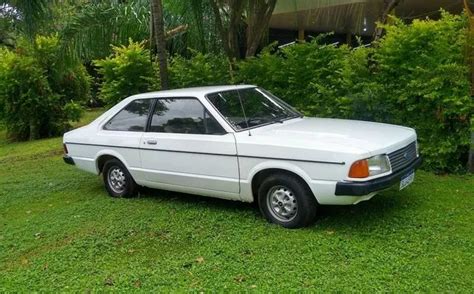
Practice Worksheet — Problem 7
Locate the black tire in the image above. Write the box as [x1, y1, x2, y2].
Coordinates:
[257, 173, 318, 228]
[102, 159, 138, 198]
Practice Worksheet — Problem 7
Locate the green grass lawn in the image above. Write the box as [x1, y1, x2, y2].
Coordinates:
[0, 110, 473, 292]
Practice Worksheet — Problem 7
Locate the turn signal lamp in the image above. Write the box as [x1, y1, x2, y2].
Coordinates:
[348, 159, 369, 178]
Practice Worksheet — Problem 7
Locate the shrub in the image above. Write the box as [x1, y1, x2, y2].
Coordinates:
[372, 12, 473, 172]
[0, 35, 89, 140]
[236, 13, 472, 172]
[94, 40, 157, 105]
[0, 48, 14, 119]
[236, 45, 286, 99]
[33, 35, 92, 104]
[169, 51, 232, 88]
[89, 12, 471, 172]
[237, 39, 354, 118]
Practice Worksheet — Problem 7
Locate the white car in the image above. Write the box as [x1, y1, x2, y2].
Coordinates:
[63, 85, 421, 228]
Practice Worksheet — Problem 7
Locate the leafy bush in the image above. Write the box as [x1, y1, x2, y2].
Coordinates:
[0, 35, 88, 140]
[236, 13, 472, 172]
[169, 51, 232, 88]
[94, 40, 157, 105]
[0, 48, 13, 119]
[32, 35, 92, 104]
[237, 39, 354, 117]
[91, 12, 471, 172]
[371, 12, 472, 172]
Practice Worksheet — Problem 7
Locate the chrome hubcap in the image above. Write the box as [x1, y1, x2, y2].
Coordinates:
[108, 167, 126, 193]
[267, 185, 298, 222]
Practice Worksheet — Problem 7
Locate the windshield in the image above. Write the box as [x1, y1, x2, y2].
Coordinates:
[206, 87, 301, 130]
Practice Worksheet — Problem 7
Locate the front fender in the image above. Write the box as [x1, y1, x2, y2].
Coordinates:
[243, 160, 317, 202]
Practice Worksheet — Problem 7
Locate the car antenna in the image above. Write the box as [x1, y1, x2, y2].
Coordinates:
[236, 89, 252, 136]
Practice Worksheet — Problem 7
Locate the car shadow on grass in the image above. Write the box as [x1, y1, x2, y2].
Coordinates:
[137, 186, 259, 212]
[135, 186, 414, 230]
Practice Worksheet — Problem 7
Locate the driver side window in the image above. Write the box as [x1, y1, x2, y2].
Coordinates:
[149, 98, 226, 135]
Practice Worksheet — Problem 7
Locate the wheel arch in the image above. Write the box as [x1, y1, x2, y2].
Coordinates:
[95, 149, 131, 174]
[248, 162, 317, 203]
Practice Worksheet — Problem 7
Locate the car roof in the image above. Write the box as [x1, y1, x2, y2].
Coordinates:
[130, 85, 257, 99]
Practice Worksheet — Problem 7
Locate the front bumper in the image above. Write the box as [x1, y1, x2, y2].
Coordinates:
[63, 155, 75, 165]
[335, 156, 422, 196]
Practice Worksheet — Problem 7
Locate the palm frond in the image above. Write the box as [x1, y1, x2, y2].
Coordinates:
[164, 0, 222, 55]
[1, 0, 50, 39]
[60, 0, 150, 62]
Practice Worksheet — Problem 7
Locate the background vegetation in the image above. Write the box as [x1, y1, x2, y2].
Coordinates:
[168, 13, 473, 172]
[0, 35, 88, 140]
[0, 1, 472, 173]
[94, 41, 158, 106]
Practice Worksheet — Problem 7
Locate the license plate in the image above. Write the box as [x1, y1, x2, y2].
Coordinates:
[399, 171, 415, 190]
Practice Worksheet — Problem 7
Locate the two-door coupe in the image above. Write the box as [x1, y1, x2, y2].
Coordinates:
[63, 85, 421, 228]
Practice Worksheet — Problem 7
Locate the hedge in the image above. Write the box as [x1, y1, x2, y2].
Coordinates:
[0, 35, 90, 140]
[94, 40, 158, 106]
[169, 12, 473, 173]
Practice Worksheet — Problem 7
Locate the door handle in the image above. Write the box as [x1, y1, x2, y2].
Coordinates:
[146, 139, 157, 145]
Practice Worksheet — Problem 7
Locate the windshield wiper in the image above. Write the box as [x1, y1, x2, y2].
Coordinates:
[270, 113, 301, 124]
[270, 115, 289, 124]
[272, 118, 285, 124]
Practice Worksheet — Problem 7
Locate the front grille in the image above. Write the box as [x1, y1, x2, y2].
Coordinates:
[388, 141, 417, 172]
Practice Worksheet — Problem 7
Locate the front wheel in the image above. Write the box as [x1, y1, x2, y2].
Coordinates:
[103, 159, 138, 198]
[258, 173, 318, 228]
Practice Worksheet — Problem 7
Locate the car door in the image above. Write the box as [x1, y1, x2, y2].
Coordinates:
[139, 97, 240, 198]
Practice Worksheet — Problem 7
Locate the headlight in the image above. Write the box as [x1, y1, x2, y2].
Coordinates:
[367, 155, 391, 176]
[349, 155, 391, 178]
[415, 141, 419, 157]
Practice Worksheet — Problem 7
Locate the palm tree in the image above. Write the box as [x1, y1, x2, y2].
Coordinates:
[59, 0, 150, 62]
[151, 0, 168, 89]
[163, 0, 221, 55]
[0, 0, 49, 40]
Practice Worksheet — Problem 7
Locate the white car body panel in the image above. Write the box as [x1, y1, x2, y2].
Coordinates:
[139, 132, 239, 194]
[63, 85, 419, 205]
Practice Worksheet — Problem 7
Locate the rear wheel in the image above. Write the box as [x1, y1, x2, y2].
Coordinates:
[103, 159, 137, 198]
[258, 173, 317, 228]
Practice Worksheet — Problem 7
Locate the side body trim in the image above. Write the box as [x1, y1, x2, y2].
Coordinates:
[64, 142, 345, 165]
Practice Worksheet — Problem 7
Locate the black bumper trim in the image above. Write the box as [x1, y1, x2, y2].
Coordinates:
[63, 155, 75, 165]
[335, 156, 422, 196]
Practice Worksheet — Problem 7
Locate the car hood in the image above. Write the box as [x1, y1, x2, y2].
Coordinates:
[240, 117, 416, 157]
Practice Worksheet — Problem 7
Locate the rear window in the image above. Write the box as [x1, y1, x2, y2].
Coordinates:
[104, 99, 152, 132]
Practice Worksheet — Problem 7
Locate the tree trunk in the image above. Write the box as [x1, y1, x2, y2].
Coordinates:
[149, 9, 156, 57]
[29, 119, 38, 141]
[210, 0, 232, 60]
[245, 0, 277, 57]
[373, 0, 401, 42]
[150, 0, 169, 90]
[210, 0, 245, 61]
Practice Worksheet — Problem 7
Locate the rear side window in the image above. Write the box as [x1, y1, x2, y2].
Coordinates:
[149, 98, 225, 134]
[104, 99, 152, 132]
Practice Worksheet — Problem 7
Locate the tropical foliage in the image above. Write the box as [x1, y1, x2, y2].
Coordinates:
[169, 51, 232, 88]
[60, 0, 151, 62]
[169, 13, 473, 172]
[0, 35, 88, 140]
[0, 1, 471, 172]
[373, 12, 472, 172]
[94, 41, 158, 106]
